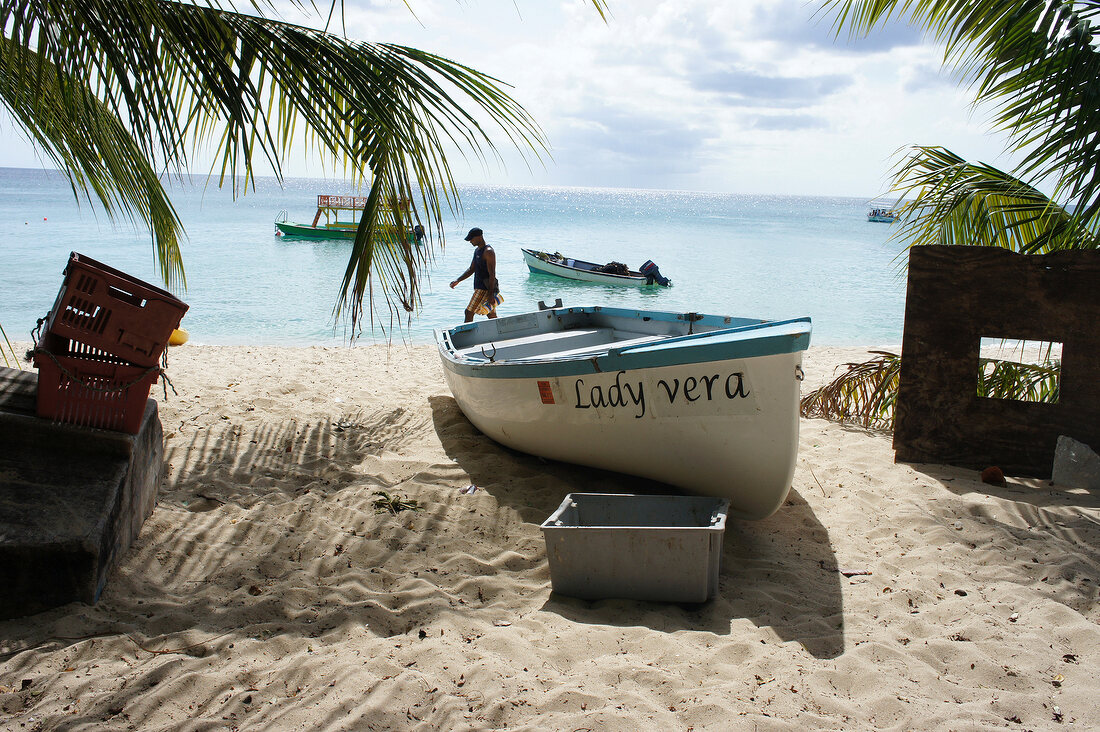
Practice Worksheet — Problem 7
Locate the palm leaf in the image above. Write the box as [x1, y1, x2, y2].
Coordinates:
[888, 146, 1099, 254]
[0, 36, 187, 288]
[978, 357, 1060, 402]
[804, 3, 1088, 429]
[802, 350, 1061, 431]
[1, 0, 606, 326]
[822, 0, 1100, 226]
[0, 321, 24, 370]
[800, 351, 900, 429]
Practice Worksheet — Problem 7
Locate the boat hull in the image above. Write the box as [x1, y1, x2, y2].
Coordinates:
[522, 249, 653, 286]
[437, 309, 808, 519]
[276, 222, 356, 239]
[276, 222, 420, 243]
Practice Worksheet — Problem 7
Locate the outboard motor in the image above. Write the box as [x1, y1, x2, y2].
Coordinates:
[640, 260, 671, 287]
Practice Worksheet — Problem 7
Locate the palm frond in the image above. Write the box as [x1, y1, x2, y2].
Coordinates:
[962, 2, 1100, 223]
[822, 0, 1100, 223]
[889, 146, 1099, 253]
[978, 357, 1060, 402]
[801, 350, 1061, 431]
[0, 36, 187, 288]
[2, 0, 605, 325]
[800, 351, 900, 429]
[0, 321, 24, 370]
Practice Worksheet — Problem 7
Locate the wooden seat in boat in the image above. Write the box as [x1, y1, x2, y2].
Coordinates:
[511, 334, 665, 360]
[457, 329, 665, 362]
[453, 328, 606, 360]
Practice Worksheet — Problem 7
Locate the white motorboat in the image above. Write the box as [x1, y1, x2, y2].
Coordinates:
[521, 248, 671, 287]
[436, 305, 811, 519]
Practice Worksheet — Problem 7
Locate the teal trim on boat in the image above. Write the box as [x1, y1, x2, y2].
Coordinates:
[436, 306, 811, 380]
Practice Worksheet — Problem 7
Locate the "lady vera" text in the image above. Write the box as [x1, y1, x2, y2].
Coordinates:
[573, 369, 749, 418]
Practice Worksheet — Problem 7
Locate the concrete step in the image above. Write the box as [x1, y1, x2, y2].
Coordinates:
[0, 366, 163, 620]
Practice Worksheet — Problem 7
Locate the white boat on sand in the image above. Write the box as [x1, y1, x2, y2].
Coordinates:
[521, 248, 671, 287]
[436, 305, 811, 519]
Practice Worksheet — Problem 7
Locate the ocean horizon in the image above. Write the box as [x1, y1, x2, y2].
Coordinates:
[0, 167, 907, 348]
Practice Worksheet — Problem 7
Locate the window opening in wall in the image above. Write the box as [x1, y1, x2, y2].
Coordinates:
[977, 338, 1062, 403]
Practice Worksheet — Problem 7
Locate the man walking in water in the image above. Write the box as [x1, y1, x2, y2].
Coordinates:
[449, 227, 500, 322]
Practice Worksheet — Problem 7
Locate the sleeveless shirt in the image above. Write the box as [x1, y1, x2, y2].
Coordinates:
[471, 246, 492, 290]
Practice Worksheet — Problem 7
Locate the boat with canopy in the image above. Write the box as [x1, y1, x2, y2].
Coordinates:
[867, 197, 900, 223]
[275, 195, 424, 243]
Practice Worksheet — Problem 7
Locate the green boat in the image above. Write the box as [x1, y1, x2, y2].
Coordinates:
[275, 194, 424, 243]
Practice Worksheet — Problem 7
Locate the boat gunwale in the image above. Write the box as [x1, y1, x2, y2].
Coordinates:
[436, 307, 811, 379]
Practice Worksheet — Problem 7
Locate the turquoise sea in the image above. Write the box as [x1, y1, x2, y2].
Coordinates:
[0, 167, 907, 347]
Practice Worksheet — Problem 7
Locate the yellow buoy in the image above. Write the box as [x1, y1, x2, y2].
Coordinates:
[168, 328, 189, 346]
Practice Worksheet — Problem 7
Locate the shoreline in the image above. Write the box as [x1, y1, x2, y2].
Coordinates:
[1, 343, 1097, 730]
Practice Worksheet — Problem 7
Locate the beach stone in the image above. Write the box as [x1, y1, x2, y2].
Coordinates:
[1052, 435, 1100, 490]
[0, 366, 163, 620]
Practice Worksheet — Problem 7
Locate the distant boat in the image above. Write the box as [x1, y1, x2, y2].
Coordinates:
[275, 194, 424, 243]
[521, 248, 671, 287]
[437, 304, 811, 519]
[867, 197, 900, 223]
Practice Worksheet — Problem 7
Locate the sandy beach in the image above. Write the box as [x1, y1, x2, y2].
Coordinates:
[1, 343, 1098, 730]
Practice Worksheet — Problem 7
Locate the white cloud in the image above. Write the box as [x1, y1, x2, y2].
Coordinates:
[1, 0, 1022, 197]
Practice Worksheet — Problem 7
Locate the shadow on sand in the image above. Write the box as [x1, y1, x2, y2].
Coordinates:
[429, 394, 845, 659]
[905, 461, 1100, 616]
[1, 405, 468, 642]
[0, 394, 849, 729]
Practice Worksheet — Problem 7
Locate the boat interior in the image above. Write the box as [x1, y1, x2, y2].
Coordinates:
[443, 307, 764, 363]
[559, 259, 636, 275]
[526, 249, 641, 276]
[452, 327, 665, 361]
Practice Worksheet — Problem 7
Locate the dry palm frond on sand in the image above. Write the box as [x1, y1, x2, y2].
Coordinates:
[800, 351, 1059, 430]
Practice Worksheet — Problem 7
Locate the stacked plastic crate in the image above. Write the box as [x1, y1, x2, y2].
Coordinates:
[33, 252, 189, 433]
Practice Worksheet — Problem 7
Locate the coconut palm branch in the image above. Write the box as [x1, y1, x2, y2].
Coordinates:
[1, 0, 606, 326]
[0, 321, 20, 369]
[810, 2, 1098, 431]
[824, 0, 1100, 228]
[890, 146, 1099, 254]
[800, 351, 900, 429]
[978, 357, 1061, 402]
[0, 36, 187, 288]
[801, 351, 1060, 428]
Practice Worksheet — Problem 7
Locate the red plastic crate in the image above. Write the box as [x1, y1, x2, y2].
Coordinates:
[46, 252, 188, 367]
[33, 336, 161, 434]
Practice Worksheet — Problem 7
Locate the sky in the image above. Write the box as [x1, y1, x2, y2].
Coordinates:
[0, 0, 1022, 198]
